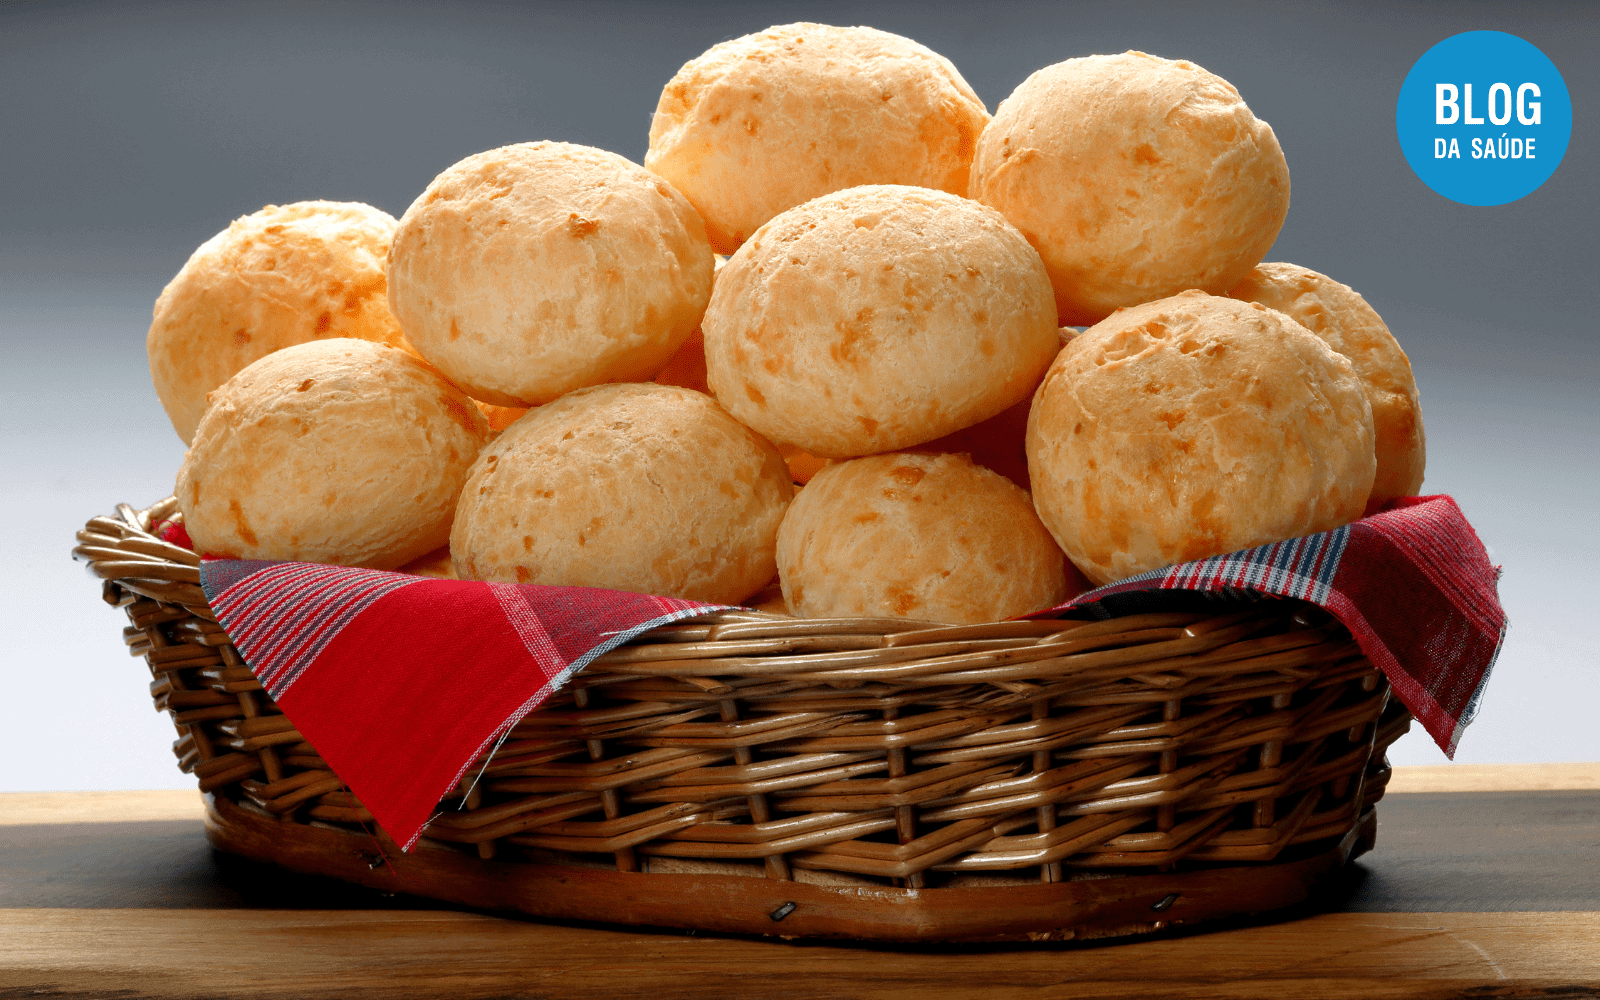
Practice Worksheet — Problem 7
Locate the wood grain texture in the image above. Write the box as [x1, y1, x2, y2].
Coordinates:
[0, 790, 205, 826]
[1341, 791, 1600, 913]
[1386, 762, 1600, 793]
[1, 909, 1595, 999]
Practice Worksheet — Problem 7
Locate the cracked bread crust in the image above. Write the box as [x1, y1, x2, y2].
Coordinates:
[1229, 263, 1425, 504]
[776, 451, 1084, 623]
[647, 22, 991, 254]
[450, 383, 791, 603]
[1027, 290, 1374, 585]
[387, 142, 715, 408]
[177, 338, 490, 569]
[703, 185, 1059, 459]
[148, 201, 408, 444]
[970, 52, 1290, 326]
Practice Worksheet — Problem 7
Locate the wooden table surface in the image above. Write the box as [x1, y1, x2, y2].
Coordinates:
[3, 763, 1597, 999]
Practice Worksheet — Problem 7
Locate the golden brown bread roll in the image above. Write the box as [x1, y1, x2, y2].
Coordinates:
[387, 142, 715, 407]
[970, 52, 1290, 326]
[176, 339, 489, 569]
[777, 452, 1086, 623]
[704, 185, 1060, 458]
[1228, 263, 1425, 504]
[451, 383, 792, 604]
[646, 23, 990, 253]
[1027, 291, 1374, 585]
[148, 201, 409, 444]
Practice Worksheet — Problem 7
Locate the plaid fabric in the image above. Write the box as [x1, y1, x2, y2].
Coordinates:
[190, 494, 1503, 850]
[1041, 496, 1504, 756]
[194, 556, 724, 850]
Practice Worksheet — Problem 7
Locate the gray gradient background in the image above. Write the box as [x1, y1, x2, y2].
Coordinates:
[3, 1, 1595, 791]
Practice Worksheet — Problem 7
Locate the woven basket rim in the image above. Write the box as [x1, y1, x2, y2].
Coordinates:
[78, 496, 1309, 648]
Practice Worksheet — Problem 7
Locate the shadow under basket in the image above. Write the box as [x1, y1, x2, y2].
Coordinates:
[80, 499, 1412, 943]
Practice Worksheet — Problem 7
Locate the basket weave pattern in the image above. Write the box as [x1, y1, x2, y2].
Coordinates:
[80, 499, 1409, 890]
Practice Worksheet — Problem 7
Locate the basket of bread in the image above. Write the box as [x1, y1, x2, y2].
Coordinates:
[76, 24, 1505, 943]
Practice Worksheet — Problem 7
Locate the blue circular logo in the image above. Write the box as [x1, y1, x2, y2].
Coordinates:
[1396, 31, 1571, 206]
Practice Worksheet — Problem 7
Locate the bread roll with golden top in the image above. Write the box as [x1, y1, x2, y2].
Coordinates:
[970, 52, 1290, 326]
[704, 185, 1060, 458]
[387, 142, 715, 407]
[451, 383, 792, 604]
[1228, 263, 1425, 503]
[777, 452, 1086, 623]
[148, 201, 410, 444]
[647, 23, 990, 253]
[1027, 291, 1374, 585]
[177, 338, 490, 569]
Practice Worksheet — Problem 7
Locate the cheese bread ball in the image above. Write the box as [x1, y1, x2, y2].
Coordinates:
[148, 201, 410, 444]
[176, 339, 490, 569]
[1028, 291, 1374, 585]
[1229, 263, 1425, 503]
[970, 52, 1290, 326]
[387, 142, 715, 407]
[704, 185, 1060, 458]
[777, 452, 1085, 623]
[647, 23, 991, 253]
[451, 383, 792, 604]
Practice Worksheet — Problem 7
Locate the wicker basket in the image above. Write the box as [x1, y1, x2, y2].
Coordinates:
[78, 498, 1411, 942]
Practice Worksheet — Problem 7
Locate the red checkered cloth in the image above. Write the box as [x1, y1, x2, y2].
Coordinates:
[175, 494, 1502, 851]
